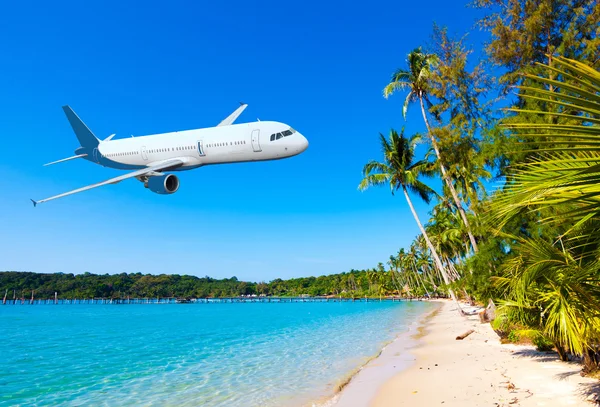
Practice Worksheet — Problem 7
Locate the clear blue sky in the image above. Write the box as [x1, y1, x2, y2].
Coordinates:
[0, 0, 490, 282]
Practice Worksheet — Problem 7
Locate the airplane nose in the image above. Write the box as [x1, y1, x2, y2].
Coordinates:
[299, 134, 308, 152]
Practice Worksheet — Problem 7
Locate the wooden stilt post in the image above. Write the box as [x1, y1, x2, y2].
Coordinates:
[2, 289, 7, 305]
[54, 292, 58, 305]
[30, 290, 34, 305]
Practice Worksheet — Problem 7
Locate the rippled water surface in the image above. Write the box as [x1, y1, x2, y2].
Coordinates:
[0, 301, 433, 406]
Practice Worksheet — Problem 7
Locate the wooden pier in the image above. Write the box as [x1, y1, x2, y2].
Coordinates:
[1, 295, 426, 305]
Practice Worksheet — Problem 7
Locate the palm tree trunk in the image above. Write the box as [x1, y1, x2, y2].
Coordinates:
[411, 260, 430, 297]
[390, 269, 402, 297]
[425, 265, 438, 290]
[418, 94, 479, 254]
[402, 186, 458, 305]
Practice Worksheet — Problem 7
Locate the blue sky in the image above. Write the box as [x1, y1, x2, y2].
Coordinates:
[0, 0, 491, 282]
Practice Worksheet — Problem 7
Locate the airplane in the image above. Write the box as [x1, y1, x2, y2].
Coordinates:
[31, 104, 309, 206]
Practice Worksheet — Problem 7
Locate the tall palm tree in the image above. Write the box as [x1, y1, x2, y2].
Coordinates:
[383, 47, 479, 254]
[358, 129, 458, 304]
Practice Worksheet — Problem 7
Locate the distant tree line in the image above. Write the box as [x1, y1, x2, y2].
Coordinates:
[0, 270, 439, 300]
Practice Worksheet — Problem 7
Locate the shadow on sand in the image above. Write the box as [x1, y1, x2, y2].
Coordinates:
[510, 347, 600, 402]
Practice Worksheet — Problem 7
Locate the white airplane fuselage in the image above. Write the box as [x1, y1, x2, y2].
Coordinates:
[32, 105, 309, 206]
[92, 121, 308, 170]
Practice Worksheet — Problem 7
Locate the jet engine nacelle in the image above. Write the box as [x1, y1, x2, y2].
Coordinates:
[145, 174, 180, 194]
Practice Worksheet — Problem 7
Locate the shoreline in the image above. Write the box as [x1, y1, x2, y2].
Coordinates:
[333, 300, 599, 406]
[319, 300, 440, 407]
[326, 301, 440, 407]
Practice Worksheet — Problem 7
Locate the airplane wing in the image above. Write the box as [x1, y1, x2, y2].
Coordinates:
[31, 159, 185, 207]
[217, 103, 248, 127]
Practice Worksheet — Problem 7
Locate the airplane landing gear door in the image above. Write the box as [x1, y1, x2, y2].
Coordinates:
[93, 148, 101, 163]
[197, 140, 206, 156]
[141, 146, 148, 161]
[251, 130, 261, 152]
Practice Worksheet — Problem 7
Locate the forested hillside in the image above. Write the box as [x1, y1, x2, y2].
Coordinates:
[0, 269, 427, 299]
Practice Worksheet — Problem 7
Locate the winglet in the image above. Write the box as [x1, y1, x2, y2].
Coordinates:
[30, 199, 38, 208]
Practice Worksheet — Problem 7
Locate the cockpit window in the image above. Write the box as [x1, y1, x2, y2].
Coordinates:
[270, 128, 296, 141]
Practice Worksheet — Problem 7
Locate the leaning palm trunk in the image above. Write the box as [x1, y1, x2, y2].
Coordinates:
[411, 260, 430, 297]
[402, 186, 458, 304]
[418, 94, 478, 253]
[389, 270, 402, 297]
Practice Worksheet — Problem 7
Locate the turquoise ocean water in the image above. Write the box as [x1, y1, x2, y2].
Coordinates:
[0, 301, 432, 406]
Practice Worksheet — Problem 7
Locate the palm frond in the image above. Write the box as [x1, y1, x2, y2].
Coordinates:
[358, 172, 391, 192]
[494, 57, 600, 233]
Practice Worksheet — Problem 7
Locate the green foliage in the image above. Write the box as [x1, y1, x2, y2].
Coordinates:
[370, 1, 600, 370]
[533, 334, 555, 352]
[0, 269, 433, 300]
[491, 310, 513, 337]
[358, 129, 456, 298]
[472, 0, 600, 92]
[484, 57, 600, 361]
[507, 330, 520, 343]
[383, 47, 439, 119]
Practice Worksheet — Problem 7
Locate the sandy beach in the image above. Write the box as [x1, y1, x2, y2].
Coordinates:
[333, 300, 599, 407]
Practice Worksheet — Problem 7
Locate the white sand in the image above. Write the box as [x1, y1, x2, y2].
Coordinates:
[332, 300, 599, 407]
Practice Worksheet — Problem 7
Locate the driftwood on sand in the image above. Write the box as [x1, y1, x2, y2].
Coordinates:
[456, 329, 475, 340]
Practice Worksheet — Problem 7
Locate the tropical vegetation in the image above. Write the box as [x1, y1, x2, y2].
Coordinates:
[0, 270, 443, 300]
[357, 0, 600, 374]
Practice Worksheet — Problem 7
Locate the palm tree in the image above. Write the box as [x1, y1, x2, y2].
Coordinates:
[383, 47, 479, 254]
[387, 255, 403, 297]
[414, 239, 440, 293]
[358, 129, 458, 304]
[491, 57, 600, 369]
[494, 235, 600, 365]
[407, 243, 431, 297]
[367, 268, 377, 295]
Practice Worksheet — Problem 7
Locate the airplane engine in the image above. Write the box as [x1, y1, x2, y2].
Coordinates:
[145, 174, 180, 194]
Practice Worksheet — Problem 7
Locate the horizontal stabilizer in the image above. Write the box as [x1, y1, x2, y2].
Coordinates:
[43, 154, 88, 166]
[217, 103, 248, 127]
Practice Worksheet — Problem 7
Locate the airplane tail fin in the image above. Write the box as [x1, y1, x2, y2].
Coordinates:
[62, 106, 100, 149]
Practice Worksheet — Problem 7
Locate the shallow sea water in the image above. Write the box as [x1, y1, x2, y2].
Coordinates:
[0, 301, 433, 406]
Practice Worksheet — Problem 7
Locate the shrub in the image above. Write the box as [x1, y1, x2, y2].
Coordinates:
[532, 334, 554, 352]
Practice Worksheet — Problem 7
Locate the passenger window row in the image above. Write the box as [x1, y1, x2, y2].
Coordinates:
[106, 139, 247, 159]
[107, 146, 195, 158]
[207, 141, 246, 147]
[149, 146, 194, 153]
[107, 151, 139, 157]
[270, 128, 296, 141]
